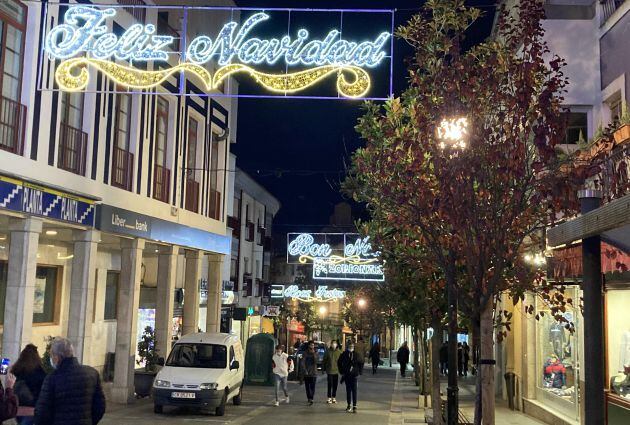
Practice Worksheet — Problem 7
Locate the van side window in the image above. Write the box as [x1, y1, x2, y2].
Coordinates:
[230, 346, 235, 364]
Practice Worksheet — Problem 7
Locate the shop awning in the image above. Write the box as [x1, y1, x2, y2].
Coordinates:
[551, 241, 630, 279]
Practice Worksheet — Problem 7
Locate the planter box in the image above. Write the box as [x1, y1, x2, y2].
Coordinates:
[613, 124, 630, 146]
[134, 370, 157, 398]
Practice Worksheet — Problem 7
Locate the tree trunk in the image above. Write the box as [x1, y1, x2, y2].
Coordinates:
[472, 314, 482, 425]
[431, 316, 444, 425]
[480, 301, 495, 425]
[413, 325, 421, 386]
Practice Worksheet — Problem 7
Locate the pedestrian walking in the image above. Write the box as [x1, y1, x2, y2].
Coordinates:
[369, 343, 381, 374]
[457, 342, 464, 376]
[463, 342, 470, 377]
[338, 341, 361, 413]
[0, 371, 18, 424]
[34, 337, 106, 425]
[271, 344, 293, 406]
[11, 344, 47, 424]
[354, 337, 367, 374]
[397, 342, 410, 378]
[439, 342, 448, 375]
[293, 338, 302, 350]
[298, 341, 318, 406]
[323, 340, 341, 404]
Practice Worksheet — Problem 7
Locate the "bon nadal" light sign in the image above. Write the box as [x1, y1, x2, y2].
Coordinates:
[43, 5, 393, 99]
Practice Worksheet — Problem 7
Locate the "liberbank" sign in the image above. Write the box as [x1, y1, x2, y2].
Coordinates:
[42, 5, 393, 99]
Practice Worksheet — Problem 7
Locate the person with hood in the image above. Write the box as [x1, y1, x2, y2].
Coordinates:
[298, 341, 318, 406]
[11, 344, 47, 424]
[397, 342, 410, 378]
[323, 340, 341, 404]
[338, 341, 361, 413]
[271, 344, 293, 406]
[369, 343, 381, 375]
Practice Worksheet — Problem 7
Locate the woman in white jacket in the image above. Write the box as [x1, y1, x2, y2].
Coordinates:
[271, 345, 293, 406]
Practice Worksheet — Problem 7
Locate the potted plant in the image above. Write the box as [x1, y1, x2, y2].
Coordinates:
[134, 326, 160, 398]
[613, 102, 630, 146]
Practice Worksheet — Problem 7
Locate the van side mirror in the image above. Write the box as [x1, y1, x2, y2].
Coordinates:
[230, 360, 240, 370]
[157, 357, 165, 366]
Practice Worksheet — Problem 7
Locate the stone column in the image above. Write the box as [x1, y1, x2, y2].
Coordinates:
[206, 254, 223, 333]
[67, 229, 100, 363]
[112, 238, 144, 404]
[182, 250, 202, 336]
[2, 217, 42, 363]
[155, 245, 179, 359]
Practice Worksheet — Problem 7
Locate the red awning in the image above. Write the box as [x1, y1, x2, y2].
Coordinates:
[552, 242, 630, 279]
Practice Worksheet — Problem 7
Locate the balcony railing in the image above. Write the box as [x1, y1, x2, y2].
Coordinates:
[117, 0, 147, 24]
[185, 178, 200, 213]
[153, 164, 171, 203]
[600, 0, 626, 25]
[111, 146, 134, 191]
[0, 96, 26, 155]
[208, 189, 221, 220]
[58, 123, 88, 175]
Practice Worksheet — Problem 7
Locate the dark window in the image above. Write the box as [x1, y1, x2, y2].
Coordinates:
[0, 0, 26, 103]
[59, 92, 87, 175]
[563, 112, 588, 145]
[112, 93, 134, 190]
[166, 343, 227, 369]
[185, 118, 200, 212]
[114, 93, 132, 150]
[153, 97, 170, 202]
[33, 266, 58, 324]
[208, 133, 221, 220]
[104, 271, 119, 320]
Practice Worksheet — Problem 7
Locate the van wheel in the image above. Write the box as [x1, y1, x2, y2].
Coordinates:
[215, 391, 227, 416]
[233, 385, 243, 405]
[154, 404, 163, 414]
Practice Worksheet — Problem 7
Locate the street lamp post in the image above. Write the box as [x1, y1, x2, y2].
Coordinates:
[436, 116, 469, 425]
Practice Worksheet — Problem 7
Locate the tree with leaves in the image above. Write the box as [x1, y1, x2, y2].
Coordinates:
[345, 1, 578, 423]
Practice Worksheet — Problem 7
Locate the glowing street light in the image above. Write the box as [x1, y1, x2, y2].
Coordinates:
[318, 305, 328, 316]
[436, 117, 469, 149]
[357, 298, 367, 309]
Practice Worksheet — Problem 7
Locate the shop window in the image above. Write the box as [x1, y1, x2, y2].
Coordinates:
[606, 289, 630, 401]
[535, 287, 580, 417]
[104, 271, 119, 321]
[33, 266, 59, 324]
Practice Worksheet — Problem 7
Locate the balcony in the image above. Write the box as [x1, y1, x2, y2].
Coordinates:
[245, 221, 255, 242]
[600, 0, 626, 26]
[117, 0, 147, 24]
[227, 215, 240, 232]
[208, 189, 221, 220]
[58, 123, 88, 175]
[153, 164, 171, 203]
[0, 96, 26, 156]
[185, 178, 200, 213]
[111, 146, 134, 191]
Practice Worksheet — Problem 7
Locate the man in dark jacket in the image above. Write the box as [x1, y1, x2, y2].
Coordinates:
[34, 337, 106, 425]
[397, 342, 410, 378]
[298, 341, 318, 406]
[338, 342, 361, 413]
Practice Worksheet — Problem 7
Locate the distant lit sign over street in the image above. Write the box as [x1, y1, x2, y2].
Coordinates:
[271, 285, 347, 302]
[286, 233, 384, 282]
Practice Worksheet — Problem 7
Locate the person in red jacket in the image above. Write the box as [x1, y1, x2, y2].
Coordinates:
[0, 372, 18, 423]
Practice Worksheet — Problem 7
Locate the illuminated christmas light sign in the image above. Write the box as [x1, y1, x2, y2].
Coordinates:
[287, 233, 385, 282]
[271, 285, 347, 302]
[42, 5, 393, 99]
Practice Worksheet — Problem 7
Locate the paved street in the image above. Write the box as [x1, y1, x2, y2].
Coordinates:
[102, 368, 397, 425]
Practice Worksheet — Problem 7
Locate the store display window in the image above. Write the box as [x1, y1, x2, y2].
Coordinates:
[535, 287, 580, 416]
[606, 289, 630, 401]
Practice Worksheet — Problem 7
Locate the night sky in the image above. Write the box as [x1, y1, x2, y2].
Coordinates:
[231, 0, 496, 234]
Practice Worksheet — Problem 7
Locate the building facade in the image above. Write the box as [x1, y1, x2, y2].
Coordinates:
[0, 0, 239, 404]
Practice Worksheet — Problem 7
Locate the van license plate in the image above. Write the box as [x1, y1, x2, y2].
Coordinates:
[172, 392, 195, 399]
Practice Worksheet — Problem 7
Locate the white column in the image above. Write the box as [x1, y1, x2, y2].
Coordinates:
[112, 238, 144, 404]
[2, 217, 42, 363]
[67, 229, 100, 363]
[182, 250, 202, 336]
[155, 245, 179, 359]
[206, 254, 223, 333]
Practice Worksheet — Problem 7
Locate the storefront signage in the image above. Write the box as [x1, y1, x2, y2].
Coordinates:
[96, 204, 230, 254]
[262, 305, 280, 317]
[42, 5, 393, 99]
[286, 233, 384, 281]
[0, 175, 95, 226]
[271, 284, 346, 302]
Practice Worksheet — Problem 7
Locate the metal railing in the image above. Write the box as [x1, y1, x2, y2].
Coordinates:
[0, 95, 26, 155]
[117, 0, 146, 24]
[111, 146, 134, 191]
[153, 164, 171, 203]
[185, 178, 200, 213]
[58, 123, 88, 175]
[600, 0, 626, 26]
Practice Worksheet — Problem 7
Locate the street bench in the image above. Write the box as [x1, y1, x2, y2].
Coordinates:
[439, 399, 473, 425]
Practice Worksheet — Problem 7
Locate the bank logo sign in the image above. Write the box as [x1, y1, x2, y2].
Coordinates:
[287, 233, 384, 282]
[41, 5, 393, 99]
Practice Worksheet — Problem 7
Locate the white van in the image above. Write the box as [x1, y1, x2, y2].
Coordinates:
[152, 332, 244, 416]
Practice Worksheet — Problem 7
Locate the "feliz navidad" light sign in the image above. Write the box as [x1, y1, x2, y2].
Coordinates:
[42, 5, 393, 99]
[287, 233, 384, 282]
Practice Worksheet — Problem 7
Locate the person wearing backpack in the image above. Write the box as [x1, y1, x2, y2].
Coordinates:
[11, 344, 47, 425]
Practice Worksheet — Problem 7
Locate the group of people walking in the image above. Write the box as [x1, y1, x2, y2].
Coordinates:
[0, 337, 105, 425]
[439, 341, 472, 376]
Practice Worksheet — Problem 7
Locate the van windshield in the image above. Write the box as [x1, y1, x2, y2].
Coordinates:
[166, 343, 227, 369]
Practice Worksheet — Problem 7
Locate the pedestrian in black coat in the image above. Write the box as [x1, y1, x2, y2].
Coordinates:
[34, 337, 106, 425]
[397, 342, 410, 377]
[338, 342, 361, 413]
[369, 343, 381, 374]
[11, 344, 47, 424]
[298, 341, 318, 405]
